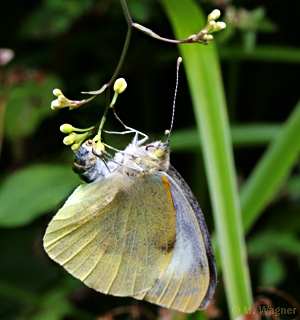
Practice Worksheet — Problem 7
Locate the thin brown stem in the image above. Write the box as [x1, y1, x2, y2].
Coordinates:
[0, 97, 6, 157]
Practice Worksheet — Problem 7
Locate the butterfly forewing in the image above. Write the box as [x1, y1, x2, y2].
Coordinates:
[43, 172, 176, 296]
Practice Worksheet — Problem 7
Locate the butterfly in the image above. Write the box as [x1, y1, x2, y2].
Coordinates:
[43, 132, 217, 313]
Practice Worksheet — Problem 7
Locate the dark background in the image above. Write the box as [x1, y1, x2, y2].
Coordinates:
[0, 0, 300, 319]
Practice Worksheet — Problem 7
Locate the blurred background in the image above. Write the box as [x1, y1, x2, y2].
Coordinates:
[1, 0, 300, 319]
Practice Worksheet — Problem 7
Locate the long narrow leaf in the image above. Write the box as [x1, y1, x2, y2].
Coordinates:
[159, 0, 253, 318]
[241, 100, 300, 232]
[220, 45, 300, 63]
[170, 123, 280, 151]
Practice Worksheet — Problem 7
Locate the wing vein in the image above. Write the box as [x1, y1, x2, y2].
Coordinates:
[92, 210, 119, 289]
[105, 198, 133, 294]
[80, 223, 116, 281]
[118, 198, 138, 295]
[61, 218, 108, 266]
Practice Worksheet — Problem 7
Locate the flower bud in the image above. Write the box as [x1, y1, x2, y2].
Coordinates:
[58, 95, 73, 105]
[60, 124, 74, 134]
[203, 34, 213, 41]
[53, 88, 62, 97]
[113, 78, 127, 94]
[95, 140, 105, 155]
[209, 21, 216, 29]
[51, 99, 64, 110]
[208, 9, 220, 22]
[216, 21, 226, 31]
[63, 135, 75, 145]
[71, 143, 81, 151]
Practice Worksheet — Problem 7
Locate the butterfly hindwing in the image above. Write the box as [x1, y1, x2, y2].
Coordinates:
[167, 165, 217, 309]
[133, 166, 216, 313]
[43, 171, 176, 297]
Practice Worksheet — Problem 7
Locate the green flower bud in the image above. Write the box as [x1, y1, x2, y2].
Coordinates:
[208, 21, 216, 32]
[95, 140, 105, 155]
[71, 143, 81, 151]
[60, 124, 74, 134]
[113, 78, 127, 94]
[63, 135, 75, 145]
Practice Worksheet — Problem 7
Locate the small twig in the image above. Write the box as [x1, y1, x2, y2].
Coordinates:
[98, 305, 156, 320]
[0, 97, 5, 157]
[258, 287, 300, 320]
[132, 23, 196, 44]
[96, 0, 133, 138]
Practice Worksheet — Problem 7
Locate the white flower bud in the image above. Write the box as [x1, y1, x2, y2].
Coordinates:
[51, 99, 64, 110]
[203, 34, 213, 41]
[216, 21, 226, 31]
[208, 9, 221, 22]
[53, 88, 62, 97]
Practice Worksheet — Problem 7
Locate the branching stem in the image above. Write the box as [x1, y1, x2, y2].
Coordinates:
[87, 1, 224, 141]
[97, 0, 133, 139]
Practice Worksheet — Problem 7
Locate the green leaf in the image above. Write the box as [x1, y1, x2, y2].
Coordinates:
[220, 45, 300, 64]
[159, 0, 253, 318]
[0, 164, 80, 227]
[128, 0, 153, 23]
[260, 255, 286, 287]
[169, 123, 280, 151]
[20, 0, 94, 39]
[248, 230, 300, 257]
[4, 75, 61, 140]
[284, 174, 300, 200]
[240, 100, 300, 233]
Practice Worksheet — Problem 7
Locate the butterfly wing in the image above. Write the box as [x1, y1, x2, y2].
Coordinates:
[133, 165, 217, 313]
[43, 171, 176, 296]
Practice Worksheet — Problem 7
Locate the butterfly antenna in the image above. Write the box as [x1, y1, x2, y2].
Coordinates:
[166, 57, 182, 146]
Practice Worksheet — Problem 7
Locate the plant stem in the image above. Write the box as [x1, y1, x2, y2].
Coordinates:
[106, 0, 132, 88]
[132, 23, 195, 44]
[97, 0, 133, 136]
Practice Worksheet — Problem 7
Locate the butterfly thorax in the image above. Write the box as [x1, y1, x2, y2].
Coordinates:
[116, 141, 170, 176]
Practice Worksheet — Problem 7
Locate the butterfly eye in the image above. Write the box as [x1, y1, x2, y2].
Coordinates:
[145, 144, 154, 151]
[155, 149, 165, 158]
[86, 139, 93, 146]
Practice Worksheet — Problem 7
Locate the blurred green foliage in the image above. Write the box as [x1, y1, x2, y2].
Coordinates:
[0, 164, 80, 227]
[1, 0, 300, 319]
[4, 74, 60, 140]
